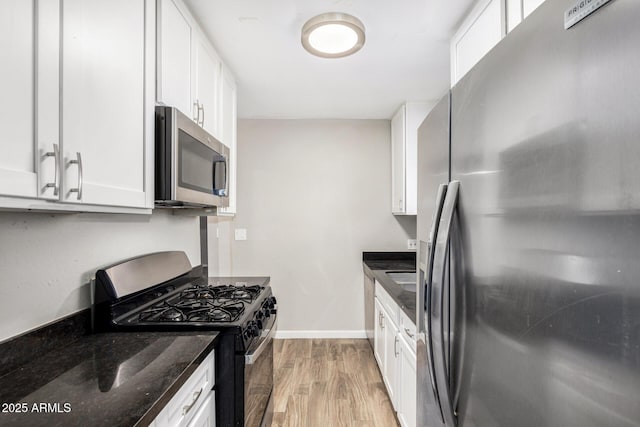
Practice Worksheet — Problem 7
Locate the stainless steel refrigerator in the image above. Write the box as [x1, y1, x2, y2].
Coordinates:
[416, 1, 640, 426]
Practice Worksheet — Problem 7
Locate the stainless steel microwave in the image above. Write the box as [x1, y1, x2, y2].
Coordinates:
[155, 106, 229, 208]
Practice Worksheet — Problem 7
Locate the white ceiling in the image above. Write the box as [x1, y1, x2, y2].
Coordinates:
[184, 0, 475, 119]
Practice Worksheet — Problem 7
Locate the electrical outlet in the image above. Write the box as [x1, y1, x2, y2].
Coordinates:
[235, 228, 247, 241]
[407, 239, 417, 250]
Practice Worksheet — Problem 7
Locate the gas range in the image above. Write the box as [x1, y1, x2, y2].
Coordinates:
[104, 277, 276, 351]
[91, 251, 276, 427]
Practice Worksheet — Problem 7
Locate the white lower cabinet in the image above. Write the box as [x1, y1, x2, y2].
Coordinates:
[374, 282, 417, 425]
[187, 392, 215, 427]
[397, 311, 417, 427]
[382, 303, 399, 407]
[374, 298, 386, 368]
[154, 350, 215, 427]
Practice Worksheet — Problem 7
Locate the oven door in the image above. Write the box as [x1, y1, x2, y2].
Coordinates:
[244, 314, 276, 427]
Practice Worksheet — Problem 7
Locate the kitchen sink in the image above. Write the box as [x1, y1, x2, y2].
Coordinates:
[385, 271, 416, 292]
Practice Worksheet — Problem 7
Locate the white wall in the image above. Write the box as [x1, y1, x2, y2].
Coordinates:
[0, 210, 200, 342]
[214, 119, 416, 337]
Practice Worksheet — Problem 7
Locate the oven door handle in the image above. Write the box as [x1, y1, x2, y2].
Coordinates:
[245, 317, 277, 365]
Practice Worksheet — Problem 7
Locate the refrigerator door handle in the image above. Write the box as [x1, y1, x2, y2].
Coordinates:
[431, 180, 460, 427]
[423, 183, 448, 422]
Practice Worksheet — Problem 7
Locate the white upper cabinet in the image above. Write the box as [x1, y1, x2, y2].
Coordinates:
[391, 107, 406, 215]
[453, 0, 548, 81]
[0, 0, 154, 212]
[193, 38, 222, 138]
[61, 0, 149, 208]
[0, 0, 58, 201]
[0, 0, 36, 198]
[507, 0, 547, 31]
[157, 0, 193, 117]
[506, 0, 524, 32]
[217, 66, 237, 216]
[391, 103, 433, 215]
[157, 0, 225, 140]
[451, 0, 505, 86]
[157, 0, 238, 215]
[523, 0, 546, 18]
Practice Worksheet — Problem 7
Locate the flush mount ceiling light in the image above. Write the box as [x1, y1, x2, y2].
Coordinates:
[301, 12, 365, 58]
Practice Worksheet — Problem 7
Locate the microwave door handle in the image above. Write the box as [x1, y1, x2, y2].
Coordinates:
[211, 159, 228, 196]
[224, 157, 228, 196]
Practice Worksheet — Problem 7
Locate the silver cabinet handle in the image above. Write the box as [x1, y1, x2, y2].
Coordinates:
[198, 103, 204, 126]
[43, 143, 59, 196]
[394, 336, 399, 357]
[68, 152, 83, 200]
[182, 387, 203, 416]
[193, 100, 200, 123]
[404, 328, 415, 339]
[381, 312, 385, 329]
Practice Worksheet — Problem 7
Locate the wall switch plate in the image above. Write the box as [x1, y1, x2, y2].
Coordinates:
[408, 239, 417, 250]
[235, 228, 247, 241]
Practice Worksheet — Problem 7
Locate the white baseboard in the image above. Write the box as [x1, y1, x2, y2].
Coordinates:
[275, 330, 367, 339]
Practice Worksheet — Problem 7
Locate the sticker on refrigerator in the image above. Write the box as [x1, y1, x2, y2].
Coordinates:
[564, 0, 612, 29]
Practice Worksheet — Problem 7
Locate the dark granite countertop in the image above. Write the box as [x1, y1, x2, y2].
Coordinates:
[363, 252, 417, 324]
[0, 331, 217, 427]
[0, 273, 273, 427]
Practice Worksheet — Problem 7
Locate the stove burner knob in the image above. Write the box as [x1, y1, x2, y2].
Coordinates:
[246, 321, 259, 337]
[251, 327, 260, 338]
[267, 296, 278, 314]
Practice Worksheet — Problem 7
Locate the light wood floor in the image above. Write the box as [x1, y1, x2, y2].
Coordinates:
[272, 339, 398, 427]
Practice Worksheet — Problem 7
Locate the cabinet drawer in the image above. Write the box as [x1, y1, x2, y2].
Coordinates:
[159, 350, 215, 427]
[375, 281, 399, 326]
[400, 310, 417, 353]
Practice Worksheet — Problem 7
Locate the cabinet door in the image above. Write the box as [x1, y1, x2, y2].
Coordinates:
[157, 0, 193, 118]
[194, 37, 221, 138]
[383, 313, 399, 408]
[0, 0, 37, 198]
[186, 392, 215, 427]
[523, 0, 545, 18]
[391, 105, 406, 214]
[450, 0, 505, 85]
[36, 0, 61, 201]
[61, 0, 147, 208]
[374, 298, 385, 368]
[398, 336, 417, 427]
[217, 67, 237, 216]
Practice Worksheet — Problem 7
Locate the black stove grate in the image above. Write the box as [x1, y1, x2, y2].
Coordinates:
[135, 284, 263, 324]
